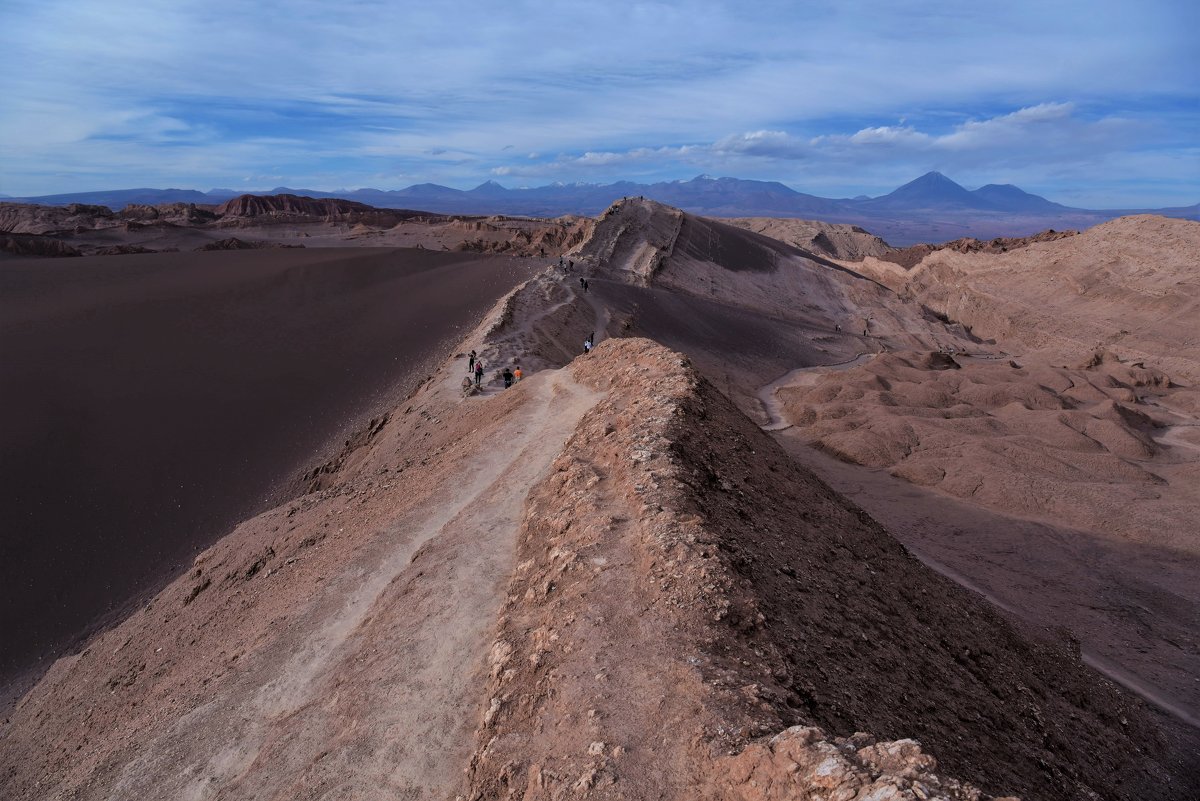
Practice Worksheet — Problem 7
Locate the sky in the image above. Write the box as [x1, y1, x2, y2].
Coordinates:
[1, 0, 1197, 207]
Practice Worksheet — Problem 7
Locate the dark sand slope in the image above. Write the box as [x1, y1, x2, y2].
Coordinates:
[557, 199, 974, 415]
[0, 247, 536, 692]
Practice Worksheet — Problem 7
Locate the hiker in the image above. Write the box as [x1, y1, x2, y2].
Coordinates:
[583, 338, 592, 354]
[834, 324, 841, 333]
[514, 365, 523, 381]
[582, 279, 589, 292]
[468, 350, 477, 373]
[474, 360, 484, 386]
[503, 367, 514, 388]
[568, 259, 574, 270]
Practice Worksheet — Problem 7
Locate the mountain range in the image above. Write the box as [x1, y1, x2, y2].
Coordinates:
[5, 172, 1197, 244]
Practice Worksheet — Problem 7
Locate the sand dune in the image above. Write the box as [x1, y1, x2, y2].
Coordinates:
[0, 247, 537, 694]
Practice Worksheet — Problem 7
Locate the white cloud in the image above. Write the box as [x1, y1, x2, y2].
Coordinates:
[711, 131, 812, 159]
[0, 1, 1195, 203]
[847, 126, 931, 147]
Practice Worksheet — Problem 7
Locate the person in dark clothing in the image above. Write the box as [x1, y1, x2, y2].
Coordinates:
[474, 360, 484, 386]
[503, 367, 514, 388]
[582, 279, 589, 292]
[468, 350, 477, 372]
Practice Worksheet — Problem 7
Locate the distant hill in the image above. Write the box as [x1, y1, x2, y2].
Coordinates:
[971, 183, 1071, 212]
[7, 188, 224, 208]
[7, 174, 1196, 244]
[864, 171, 990, 210]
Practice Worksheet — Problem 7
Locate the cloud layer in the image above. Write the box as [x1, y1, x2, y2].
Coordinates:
[1, 1, 1196, 206]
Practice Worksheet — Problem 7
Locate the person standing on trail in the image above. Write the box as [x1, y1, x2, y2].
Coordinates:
[468, 350, 477, 373]
[474, 359, 484, 387]
[583, 338, 592, 354]
[582, 279, 589, 292]
[514, 366, 523, 381]
[503, 367, 514, 388]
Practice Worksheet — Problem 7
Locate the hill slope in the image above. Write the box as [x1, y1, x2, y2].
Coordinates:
[3, 203, 1198, 800]
[765, 215, 1200, 728]
[2, 335, 1190, 800]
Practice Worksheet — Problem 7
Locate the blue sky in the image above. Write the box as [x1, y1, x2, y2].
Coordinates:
[1, 0, 1197, 206]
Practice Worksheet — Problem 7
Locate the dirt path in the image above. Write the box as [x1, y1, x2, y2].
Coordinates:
[104, 369, 602, 800]
[757, 353, 874, 430]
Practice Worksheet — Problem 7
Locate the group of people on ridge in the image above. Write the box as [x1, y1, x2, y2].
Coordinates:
[463, 349, 522, 394]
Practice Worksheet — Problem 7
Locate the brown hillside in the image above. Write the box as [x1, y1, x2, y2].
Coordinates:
[725, 216, 896, 260]
[2, 336, 1191, 800]
[4, 201, 1198, 800]
[214, 192, 386, 218]
[0, 202, 116, 235]
[857, 215, 1200, 381]
[875, 229, 1079, 269]
[760, 215, 1200, 733]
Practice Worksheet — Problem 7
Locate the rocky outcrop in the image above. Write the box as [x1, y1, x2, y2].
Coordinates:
[195, 237, 304, 251]
[715, 727, 1018, 801]
[574, 197, 684, 282]
[215, 193, 383, 219]
[118, 202, 217, 225]
[446, 215, 594, 256]
[878, 229, 1079, 269]
[0, 233, 82, 257]
[91, 244, 165, 255]
[0, 202, 115, 234]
